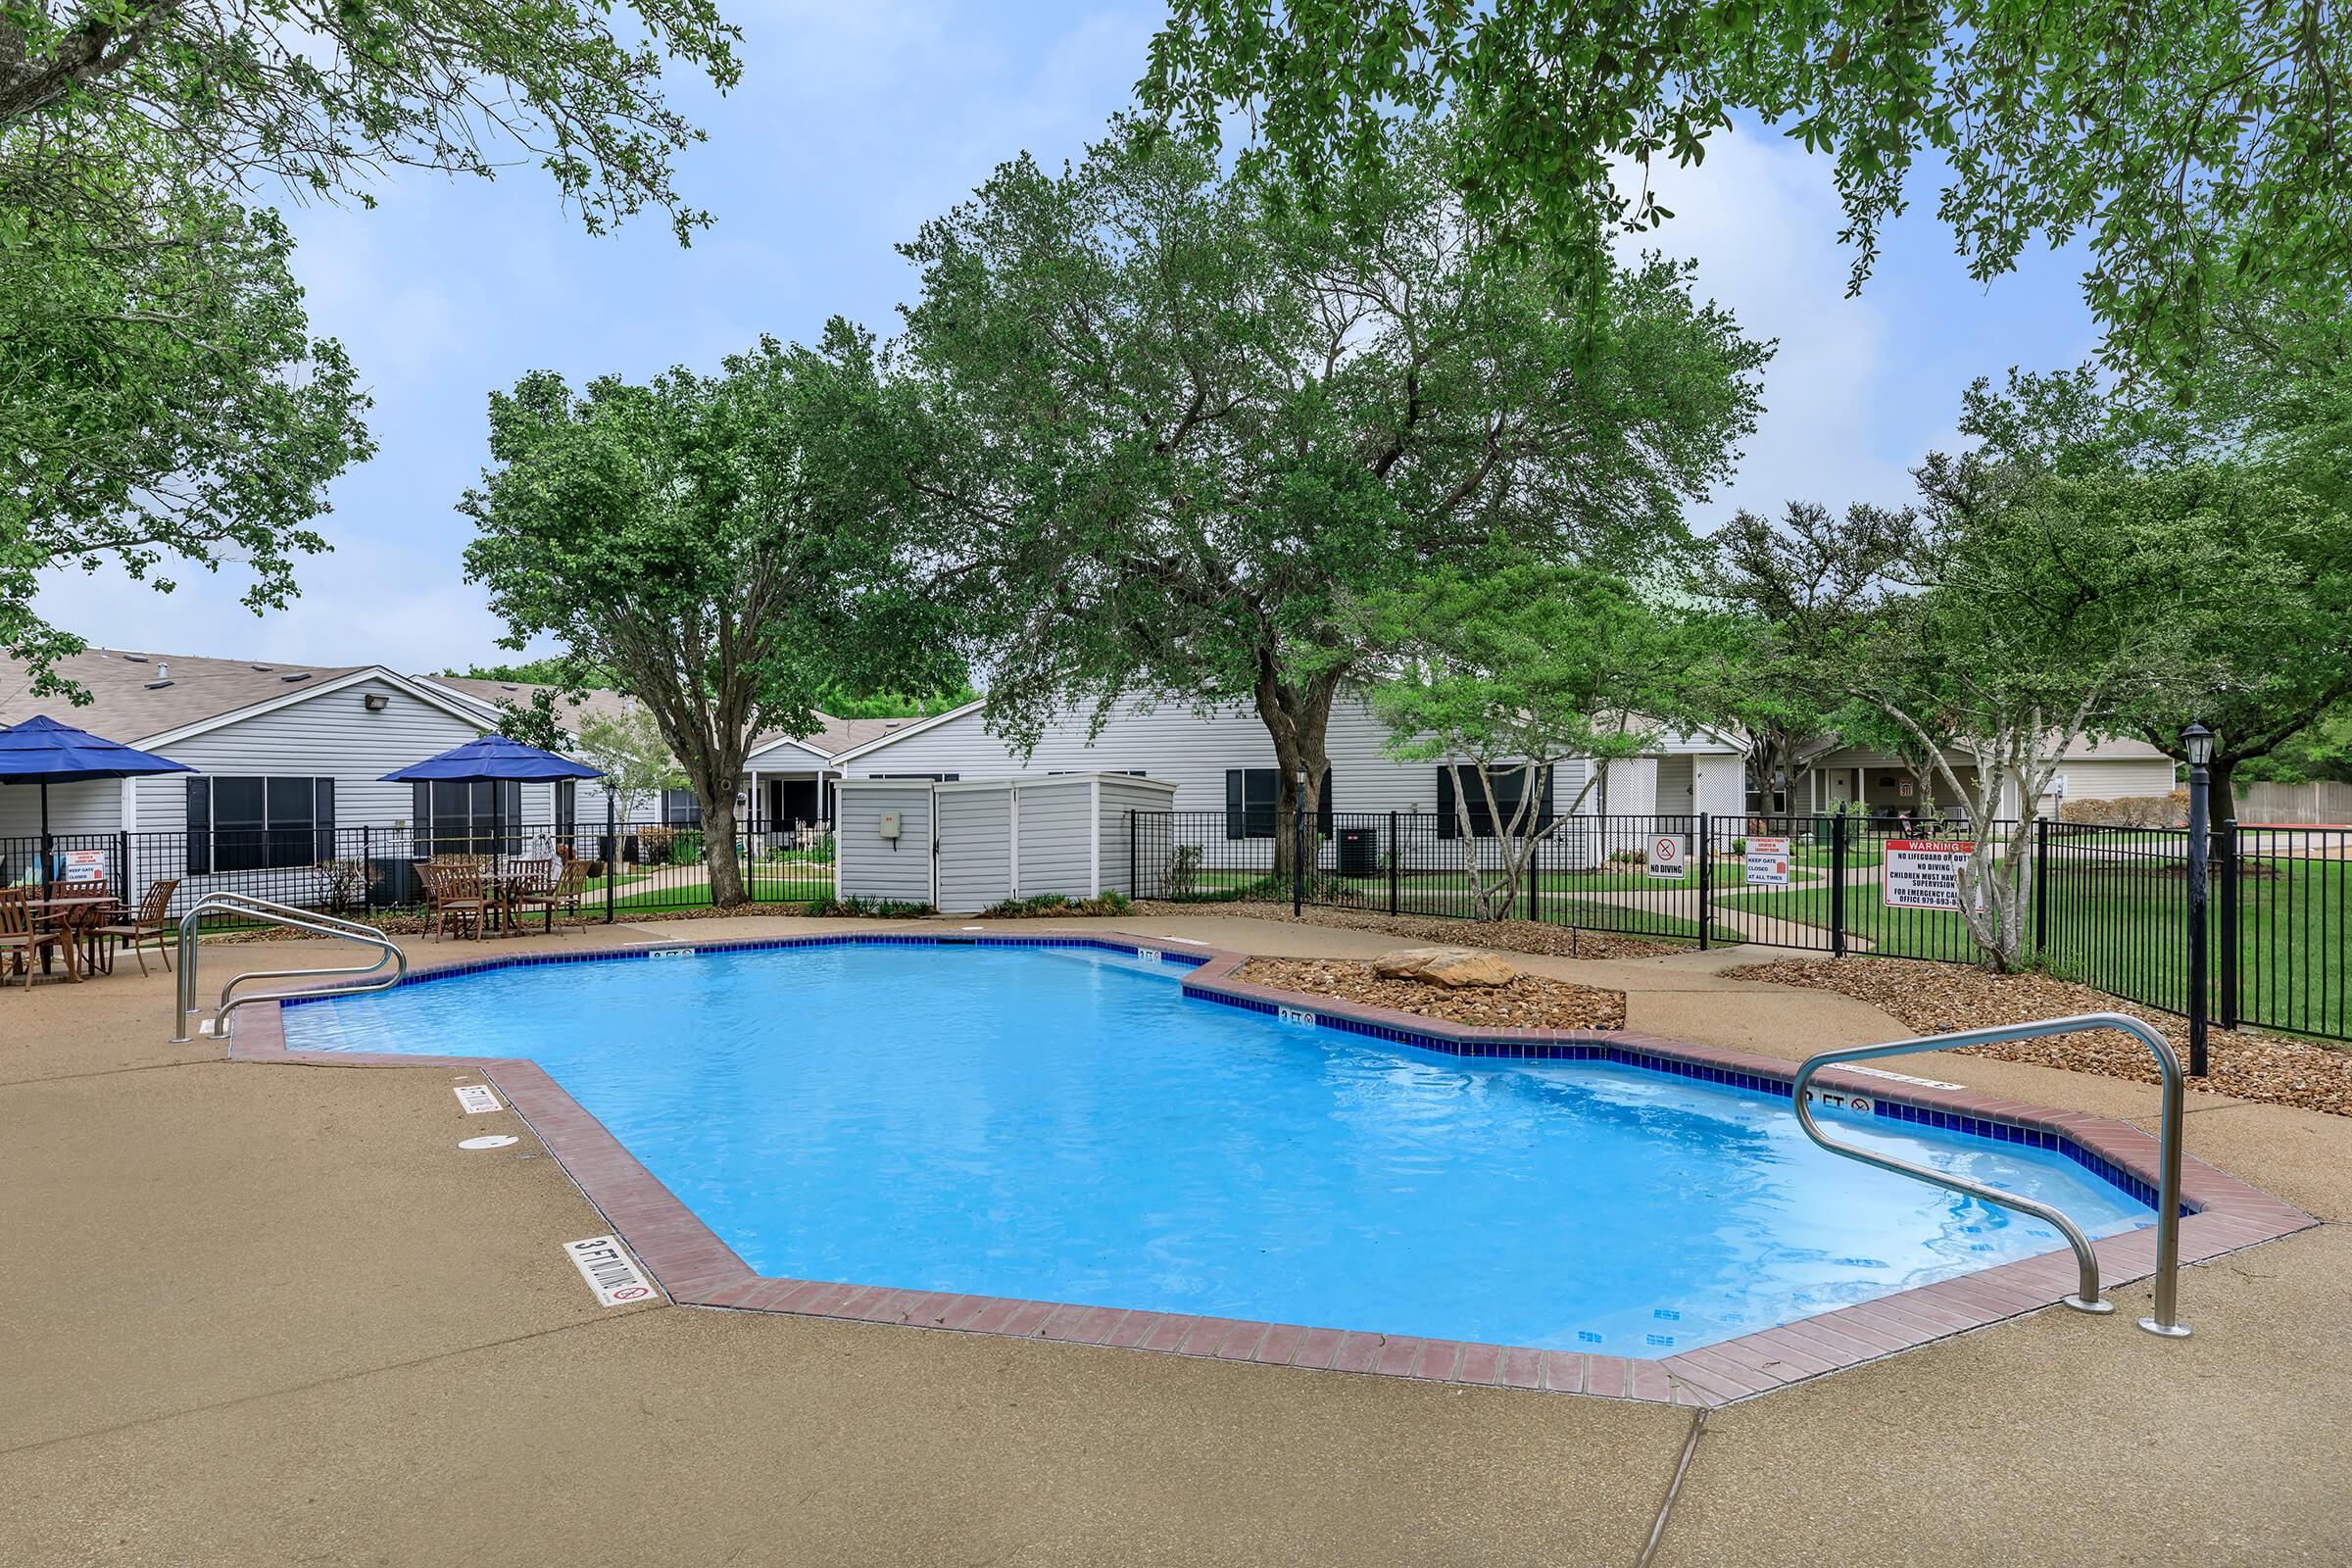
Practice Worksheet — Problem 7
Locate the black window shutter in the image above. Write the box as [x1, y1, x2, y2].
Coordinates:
[185, 777, 212, 874]
[314, 778, 336, 861]
[413, 781, 430, 857]
[1225, 770, 1246, 840]
[1539, 765, 1556, 830]
[1316, 769, 1333, 838]
[1437, 767, 1456, 840]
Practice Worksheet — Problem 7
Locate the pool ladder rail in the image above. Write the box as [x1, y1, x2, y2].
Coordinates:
[170, 893, 406, 1045]
[1792, 1012, 2188, 1340]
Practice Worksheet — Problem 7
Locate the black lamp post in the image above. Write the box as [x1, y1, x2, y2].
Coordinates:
[2181, 721, 2216, 1077]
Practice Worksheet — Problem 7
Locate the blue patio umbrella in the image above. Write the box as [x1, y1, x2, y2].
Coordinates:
[0, 714, 192, 896]
[382, 734, 602, 862]
[379, 733, 602, 784]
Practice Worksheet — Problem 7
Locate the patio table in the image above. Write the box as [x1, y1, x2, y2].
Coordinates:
[25, 894, 119, 980]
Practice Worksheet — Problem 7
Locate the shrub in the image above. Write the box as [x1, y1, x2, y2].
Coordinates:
[808, 895, 934, 918]
[1161, 843, 1203, 898]
[2058, 791, 2188, 828]
[634, 825, 677, 865]
[978, 891, 1132, 918]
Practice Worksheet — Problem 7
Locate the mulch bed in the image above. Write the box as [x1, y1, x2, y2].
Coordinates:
[1234, 956, 1627, 1032]
[1724, 956, 2352, 1118]
[1129, 901, 1682, 961]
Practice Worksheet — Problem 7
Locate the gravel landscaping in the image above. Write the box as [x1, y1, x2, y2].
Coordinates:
[1234, 956, 1628, 1031]
[1130, 901, 1683, 960]
[1726, 956, 2352, 1117]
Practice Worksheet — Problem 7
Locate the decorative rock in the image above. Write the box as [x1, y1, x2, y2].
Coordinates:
[1368, 946, 1519, 989]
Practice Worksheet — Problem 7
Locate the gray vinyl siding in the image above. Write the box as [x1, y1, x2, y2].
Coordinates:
[837, 694, 1642, 875]
[934, 788, 1012, 911]
[1097, 776, 1181, 896]
[0, 776, 123, 840]
[835, 781, 934, 906]
[126, 677, 518, 836]
[1011, 778, 1095, 900]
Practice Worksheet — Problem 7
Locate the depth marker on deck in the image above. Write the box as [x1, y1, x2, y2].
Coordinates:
[564, 1236, 659, 1305]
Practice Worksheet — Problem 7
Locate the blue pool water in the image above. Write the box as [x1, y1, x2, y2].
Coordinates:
[285, 943, 2153, 1355]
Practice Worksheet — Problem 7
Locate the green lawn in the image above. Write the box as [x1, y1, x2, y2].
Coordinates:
[582, 861, 835, 912]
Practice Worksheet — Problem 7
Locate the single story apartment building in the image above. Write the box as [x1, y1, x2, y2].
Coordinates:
[826, 694, 1750, 873]
[1766, 735, 2178, 820]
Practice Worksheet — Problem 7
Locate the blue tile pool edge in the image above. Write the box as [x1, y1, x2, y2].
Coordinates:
[274, 929, 2179, 1217]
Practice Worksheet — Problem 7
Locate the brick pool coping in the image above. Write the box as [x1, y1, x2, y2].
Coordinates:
[226, 931, 2316, 1408]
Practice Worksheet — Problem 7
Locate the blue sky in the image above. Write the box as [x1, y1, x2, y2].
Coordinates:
[37, 0, 2102, 674]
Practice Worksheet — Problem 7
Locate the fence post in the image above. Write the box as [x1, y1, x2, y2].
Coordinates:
[605, 793, 617, 925]
[2034, 817, 2049, 956]
[1127, 809, 1137, 900]
[116, 829, 129, 905]
[1696, 812, 1712, 951]
[1292, 790, 1306, 917]
[362, 824, 374, 913]
[2216, 817, 2240, 1032]
[1829, 812, 1847, 959]
[1388, 809, 1399, 914]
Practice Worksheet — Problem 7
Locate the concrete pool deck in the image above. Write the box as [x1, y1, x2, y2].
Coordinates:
[5, 912, 2348, 1564]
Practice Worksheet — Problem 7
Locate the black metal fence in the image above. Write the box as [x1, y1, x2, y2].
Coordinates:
[0, 818, 840, 928]
[2038, 819, 2348, 1044]
[1130, 808, 2350, 1044]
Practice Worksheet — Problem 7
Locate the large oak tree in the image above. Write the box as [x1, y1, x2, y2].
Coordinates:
[461, 326, 954, 907]
[2, 0, 740, 688]
[1142, 0, 2352, 383]
[897, 123, 1766, 871]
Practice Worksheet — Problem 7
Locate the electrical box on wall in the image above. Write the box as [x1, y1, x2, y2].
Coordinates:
[877, 809, 901, 841]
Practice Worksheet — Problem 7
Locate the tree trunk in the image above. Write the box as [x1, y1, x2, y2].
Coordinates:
[1250, 662, 1338, 890]
[2209, 756, 2239, 821]
[694, 778, 748, 907]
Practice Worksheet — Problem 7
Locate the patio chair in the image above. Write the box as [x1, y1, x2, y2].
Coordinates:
[552, 856, 590, 921]
[506, 859, 563, 936]
[433, 866, 492, 941]
[0, 886, 64, 989]
[95, 878, 180, 976]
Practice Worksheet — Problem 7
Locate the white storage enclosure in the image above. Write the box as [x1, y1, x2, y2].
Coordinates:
[835, 773, 1178, 913]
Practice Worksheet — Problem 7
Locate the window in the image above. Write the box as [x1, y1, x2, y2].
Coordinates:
[185, 776, 335, 873]
[1437, 764, 1555, 839]
[1224, 768, 1332, 840]
[661, 787, 702, 826]
[556, 779, 577, 843]
[413, 779, 523, 857]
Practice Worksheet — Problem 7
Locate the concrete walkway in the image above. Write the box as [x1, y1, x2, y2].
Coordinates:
[3, 914, 2344, 1565]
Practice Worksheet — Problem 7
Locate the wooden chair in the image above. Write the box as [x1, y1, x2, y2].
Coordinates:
[553, 856, 590, 920]
[96, 878, 180, 976]
[0, 886, 64, 988]
[433, 866, 492, 941]
[506, 860, 563, 936]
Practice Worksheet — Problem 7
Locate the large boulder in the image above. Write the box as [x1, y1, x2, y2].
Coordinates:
[1369, 946, 1519, 989]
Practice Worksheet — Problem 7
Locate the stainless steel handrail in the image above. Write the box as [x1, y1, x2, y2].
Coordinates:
[170, 893, 405, 1044]
[1791, 1011, 2187, 1339]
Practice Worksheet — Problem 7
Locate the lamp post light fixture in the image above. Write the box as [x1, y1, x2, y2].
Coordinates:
[2181, 722, 2217, 1077]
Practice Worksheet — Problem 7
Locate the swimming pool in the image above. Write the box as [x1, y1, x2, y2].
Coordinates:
[283, 941, 2155, 1358]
